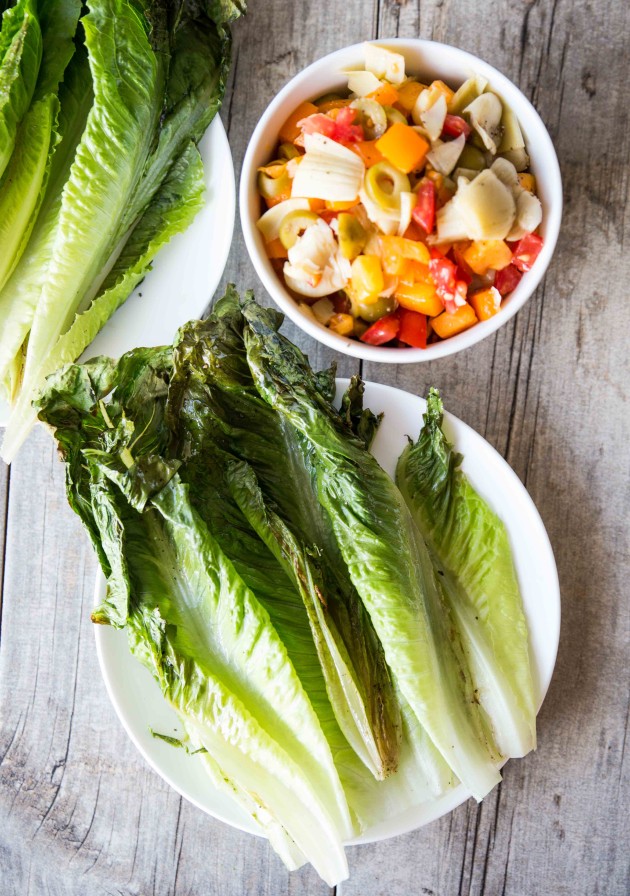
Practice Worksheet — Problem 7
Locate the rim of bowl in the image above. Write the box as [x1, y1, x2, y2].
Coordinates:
[240, 38, 563, 363]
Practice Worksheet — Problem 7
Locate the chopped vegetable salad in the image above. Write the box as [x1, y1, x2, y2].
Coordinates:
[256, 43, 544, 348]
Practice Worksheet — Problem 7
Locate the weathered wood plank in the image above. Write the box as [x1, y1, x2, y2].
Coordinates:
[1, 0, 629, 893]
[0, 464, 8, 632]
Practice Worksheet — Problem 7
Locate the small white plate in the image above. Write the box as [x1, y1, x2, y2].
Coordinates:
[94, 380, 560, 843]
[0, 117, 235, 427]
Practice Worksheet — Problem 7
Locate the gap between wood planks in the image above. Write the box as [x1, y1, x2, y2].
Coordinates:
[0, 463, 10, 641]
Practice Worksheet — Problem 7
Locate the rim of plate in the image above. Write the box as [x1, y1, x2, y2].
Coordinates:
[93, 379, 560, 845]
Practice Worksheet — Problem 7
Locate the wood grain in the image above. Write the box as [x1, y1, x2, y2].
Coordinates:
[0, 464, 8, 631]
[1, 0, 629, 893]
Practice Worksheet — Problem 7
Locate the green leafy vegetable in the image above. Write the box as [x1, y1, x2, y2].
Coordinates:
[396, 388, 537, 757]
[35, 292, 537, 882]
[167, 293, 402, 781]
[240, 298, 502, 801]
[0, 0, 241, 460]
[0, 92, 59, 293]
[0, 0, 42, 181]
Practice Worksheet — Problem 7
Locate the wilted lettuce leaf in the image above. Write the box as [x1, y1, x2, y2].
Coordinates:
[35, 291, 463, 859]
[168, 293, 402, 781]
[240, 298, 502, 801]
[396, 388, 537, 757]
[37, 346, 353, 884]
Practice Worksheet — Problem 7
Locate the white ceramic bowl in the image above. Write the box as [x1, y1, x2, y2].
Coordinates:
[240, 39, 562, 363]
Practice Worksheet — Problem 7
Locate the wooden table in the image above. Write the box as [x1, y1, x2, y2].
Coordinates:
[1, 1, 628, 893]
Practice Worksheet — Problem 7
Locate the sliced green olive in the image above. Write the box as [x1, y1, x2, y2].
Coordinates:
[278, 142, 301, 160]
[365, 161, 411, 211]
[354, 294, 397, 323]
[383, 105, 407, 126]
[457, 143, 487, 171]
[278, 209, 319, 249]
[350, 98, 388, 139]
[337, 213, 367, 260]
[316, 92, 344, 105]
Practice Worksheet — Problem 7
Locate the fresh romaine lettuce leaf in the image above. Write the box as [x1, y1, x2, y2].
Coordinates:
[0, 50, 92, 402]
[0, 0, 42, 180]
[396, 388, 537, 757]
[241, 298, 502, 801]
[32, 0, 82, 99]
[30, 141, 205, 391]
[1, 0, 168, 459]
[0, 93, 59, 293]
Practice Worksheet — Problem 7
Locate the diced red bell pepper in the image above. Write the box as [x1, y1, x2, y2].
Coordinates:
[411, 180, 436, 234]
[441, 114, 472, 139]
[494, 264, 523, 296]
[398, 308, 427, 348]
[299, 107, 364, 144]
[511, 233, 544, 272]
[429, 254, 457, 290]
[360, 312, 400, 345]
[429, 253, 468, 312]
[455, 264, 472, 286]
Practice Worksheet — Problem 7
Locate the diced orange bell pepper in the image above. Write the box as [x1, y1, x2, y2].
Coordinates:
[376, 122, 430, 174]
[279, 101, 319, 143]
[349, 140, 384, 168]
[395, 79, 425, 113]
[426, 80, 455, 106]
[451, 240, 473, 275]
[308, 198, 327, 212]
[517, 172, 536, 193]
[432, 302, 478, 339]
[398, 259, 430, 283]
[265, 188, 292, 208]
[469, 286, 502, 321]
[266, 237, 289, 259]
[381, 235, 431, 272]
[396, 282, 444, 317]
[367, 82, 399, 106]
[462, 240, 513, 276]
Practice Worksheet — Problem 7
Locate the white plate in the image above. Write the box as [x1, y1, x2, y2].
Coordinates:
[93, 380, 560, 844]
[0, 117, 235, 427]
